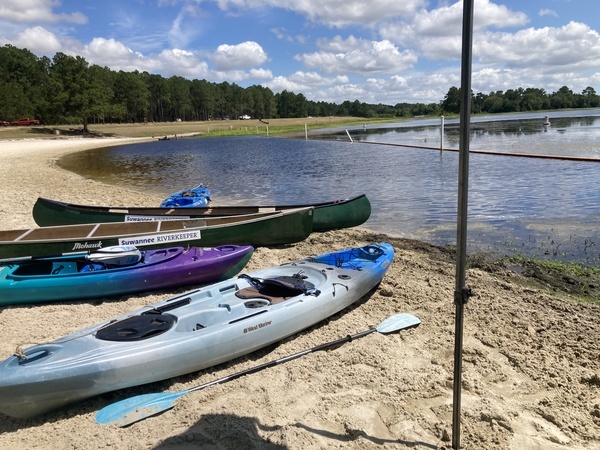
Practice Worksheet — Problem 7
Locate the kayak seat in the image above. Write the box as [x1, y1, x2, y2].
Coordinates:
[235, 287, 291, 305]
[95, 313, 176, 341]
[235, 274, 319, 305]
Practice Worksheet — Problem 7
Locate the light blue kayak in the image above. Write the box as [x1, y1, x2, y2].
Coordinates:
[0, 243, 394, 419]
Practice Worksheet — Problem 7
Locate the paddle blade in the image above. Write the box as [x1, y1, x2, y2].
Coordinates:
[88, 245, 142, 266]
[96, 390, 189, 427]
[376, 313, 421, 334]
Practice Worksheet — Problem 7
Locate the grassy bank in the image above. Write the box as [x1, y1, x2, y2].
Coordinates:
[466, 251, 600, 304]
[0, 116, 400, 140]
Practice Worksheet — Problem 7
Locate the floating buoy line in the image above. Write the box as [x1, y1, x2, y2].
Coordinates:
[332, 132, 600, 163]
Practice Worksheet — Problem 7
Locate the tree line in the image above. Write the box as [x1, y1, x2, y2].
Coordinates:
[441, 85, 600, 114]
[2, 44, 599, 129]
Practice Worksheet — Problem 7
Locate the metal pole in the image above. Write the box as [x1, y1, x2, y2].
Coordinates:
[452, 0, 474, 449]
[440, 115, 445, 151]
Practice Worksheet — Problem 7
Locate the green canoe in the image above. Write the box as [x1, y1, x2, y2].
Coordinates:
[32, 194, 371, 231]
[0, 208, 313, 260]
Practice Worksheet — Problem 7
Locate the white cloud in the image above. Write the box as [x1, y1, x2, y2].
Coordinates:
[249, 68, 273, 80]
[271, 28, 308, 45]
[167, 3, 204, 49]
[293, 73, 452, 105]
[470, 66, 596, 96]
[264, 75, 305, 93]
[289, 71, 349, 86]
[216, 0, 426, 28]
[0, 0, 86, 24]
[370, 1, 600, 102]
[476, 22, 600, 71]
[381, 0, 529, 54]
[154, 48, 207, 78]
[297, 36, 418, 76]
[323, 83, 366, 102]
[82, 38, 145, 68]
[211, 41, 268, 70]
[473, 0, 529, 29]
[8, 26, 62, 54]
[265, 71, 350, 99]
[352, 73, 457, 104]
[263, 67, 457, 105]
[539, 9, 559, 19]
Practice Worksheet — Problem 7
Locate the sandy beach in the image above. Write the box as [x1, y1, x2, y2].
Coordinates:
[0, 136, 598, 449]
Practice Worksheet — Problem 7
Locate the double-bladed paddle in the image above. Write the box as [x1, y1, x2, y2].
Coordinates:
[0, 245, 141, 266]
[96, 312, 421, 427]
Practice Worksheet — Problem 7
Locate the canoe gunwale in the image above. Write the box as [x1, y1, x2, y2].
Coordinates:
[32, 195, 371, 231]
[4, 209, 304, 243]
[0, 208, 314, 259]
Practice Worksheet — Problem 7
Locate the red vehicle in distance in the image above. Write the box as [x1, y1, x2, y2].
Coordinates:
[11, 118, 40, 126]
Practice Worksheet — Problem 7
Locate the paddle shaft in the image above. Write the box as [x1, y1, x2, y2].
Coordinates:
[0, 250, 89, 265]
[0, 246, 140, 265]
[96, 313, 420, 427]
[187, 328, 375, 395]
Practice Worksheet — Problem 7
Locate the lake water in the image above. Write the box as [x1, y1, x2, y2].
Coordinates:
[59, 110, 600, 265]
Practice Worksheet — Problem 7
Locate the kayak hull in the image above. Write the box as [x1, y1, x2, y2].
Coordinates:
[0, 243, 393, 419]
[0, 245, 254, 305]
[160, 185, 211, 208]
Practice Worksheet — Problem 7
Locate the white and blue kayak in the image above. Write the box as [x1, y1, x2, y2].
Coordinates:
[0, 243, 394, 419]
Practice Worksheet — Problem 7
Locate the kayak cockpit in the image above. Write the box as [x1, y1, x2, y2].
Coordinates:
[11, 260, 81, 276]
[92, 269, 326, 339]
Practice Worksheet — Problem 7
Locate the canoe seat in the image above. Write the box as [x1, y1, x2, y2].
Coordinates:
[95, 313, 176, 341]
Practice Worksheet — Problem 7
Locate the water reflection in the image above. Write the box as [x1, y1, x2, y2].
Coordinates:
[59, 111, 600, 265]
[321, 109, 600, 159]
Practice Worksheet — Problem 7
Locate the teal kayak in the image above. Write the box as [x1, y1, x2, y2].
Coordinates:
[0, 245, 254, 306]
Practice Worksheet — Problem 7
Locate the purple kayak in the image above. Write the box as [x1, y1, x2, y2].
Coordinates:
[0, 245, 254, 305]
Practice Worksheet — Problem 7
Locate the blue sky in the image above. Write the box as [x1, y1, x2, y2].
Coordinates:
[0, 0, 598, 105]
